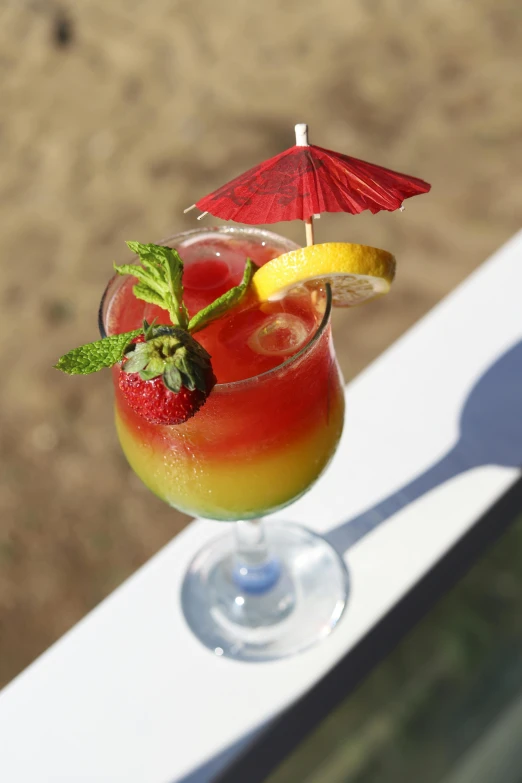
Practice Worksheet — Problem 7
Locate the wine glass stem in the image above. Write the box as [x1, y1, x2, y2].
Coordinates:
[235, 519, 269, 563]
[233, 519, 281, 594]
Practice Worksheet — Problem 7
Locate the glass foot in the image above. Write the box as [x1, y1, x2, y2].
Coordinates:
[181, 522, 349, 662]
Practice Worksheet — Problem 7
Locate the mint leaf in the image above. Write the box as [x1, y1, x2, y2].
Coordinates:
[54, 329, 142, 375]
[126, 243, 164, 286]
[116, 242, 189, 329]
[188, 258, 257, 334]
[132, 283, 167, 309]
[113, 263, 164, 297]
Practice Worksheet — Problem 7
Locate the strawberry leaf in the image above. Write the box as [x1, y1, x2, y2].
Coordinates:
[122, 351, 149, 374]
[145, 356, 166, 376]
[163, 363, 182, 393]
[54, 329, 142, 375]
[188, 258, 257, 334]
[139, 368, 160, 381]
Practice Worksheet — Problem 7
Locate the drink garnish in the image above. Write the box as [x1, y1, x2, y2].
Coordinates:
[54, 328, 145, 375]
[118, 328, 217, 425]
[114, 242, 191, 330]
[55, 241, 257, 425]
[252, 242, 396, 306]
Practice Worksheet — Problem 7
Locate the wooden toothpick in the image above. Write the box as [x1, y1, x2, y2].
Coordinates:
[295, 123, 314, 246]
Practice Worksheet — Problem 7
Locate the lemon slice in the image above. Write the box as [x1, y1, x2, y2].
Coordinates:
[252, 242, 396, 307]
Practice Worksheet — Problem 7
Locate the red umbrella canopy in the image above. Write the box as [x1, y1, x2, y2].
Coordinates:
[189, 142, 431, 225]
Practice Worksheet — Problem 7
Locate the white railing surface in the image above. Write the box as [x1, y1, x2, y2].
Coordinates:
[1, 230, 521, 783]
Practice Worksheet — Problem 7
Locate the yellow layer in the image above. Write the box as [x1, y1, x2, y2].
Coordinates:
[115, 399, 344, 521]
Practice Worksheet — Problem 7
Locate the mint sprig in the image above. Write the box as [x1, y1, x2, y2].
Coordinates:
[55, 242, 258, 386]
[114, 242, 189, 330]
[54, 329, 143, 375]
[115, 242, 256, 335]
[188, 258, 257, 334]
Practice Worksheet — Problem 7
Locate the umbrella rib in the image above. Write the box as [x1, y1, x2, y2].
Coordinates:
[326, 152, 398, 208]
[316, 144, 429, 202]
[315, 150, 366, 213]
[309, 152, 328, 215]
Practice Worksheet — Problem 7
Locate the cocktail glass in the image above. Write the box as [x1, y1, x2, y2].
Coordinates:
[99, 226, 349, 661]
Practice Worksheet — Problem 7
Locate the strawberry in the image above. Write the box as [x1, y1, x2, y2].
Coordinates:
[118, 331, 216, 425]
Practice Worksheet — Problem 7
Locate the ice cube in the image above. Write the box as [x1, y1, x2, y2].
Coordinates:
[247, 313, 311, 357]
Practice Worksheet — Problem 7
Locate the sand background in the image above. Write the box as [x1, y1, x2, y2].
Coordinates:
[0, 0, 521, 686]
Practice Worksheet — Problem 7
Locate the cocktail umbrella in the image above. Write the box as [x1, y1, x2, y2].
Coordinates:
[185, 124, 431, 246]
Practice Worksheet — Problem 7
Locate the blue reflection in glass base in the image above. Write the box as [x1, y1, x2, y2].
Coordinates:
[232, 558, 282, 594]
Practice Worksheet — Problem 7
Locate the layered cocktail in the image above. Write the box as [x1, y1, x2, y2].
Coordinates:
[100, 228, 345, 521]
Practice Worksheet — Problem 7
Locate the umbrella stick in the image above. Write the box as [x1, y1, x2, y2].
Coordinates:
[295, 123, 315, 246]
[305, 217, 314, 246]
[295, 123, 309, 147]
